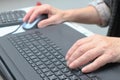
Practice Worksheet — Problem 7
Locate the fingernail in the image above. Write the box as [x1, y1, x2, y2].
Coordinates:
[65, 52, 70, 60]
[66, 61, 69, 66]
[23, 18, 25, 22]
[69, 63, 74, 68]
[81, 67, 87, 73]
[65, 55, 68, 60]
[28, 20, 31, 23]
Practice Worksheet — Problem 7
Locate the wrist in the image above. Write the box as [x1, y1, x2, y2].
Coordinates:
[62, 10, 75, 22]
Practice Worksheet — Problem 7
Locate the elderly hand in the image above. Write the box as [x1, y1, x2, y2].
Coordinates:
[23, 4, 65, 28]
[65, 34, 120, 73]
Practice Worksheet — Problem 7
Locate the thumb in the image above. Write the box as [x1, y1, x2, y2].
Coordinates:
[38, 16, 63, 28]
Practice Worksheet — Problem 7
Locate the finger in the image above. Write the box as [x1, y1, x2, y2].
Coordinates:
[28, 7, 43, 23]
[68, 47, 103, 69]
[37, 15, 60, 28]
[28, 5, 50, 23]
[67, 41, 96, 66]
[65, 36, 93, 60]
[23, 7, 35, 22]
[81, 50, 114, 73]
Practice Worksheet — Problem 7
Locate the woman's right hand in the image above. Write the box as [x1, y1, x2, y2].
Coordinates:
[23, 4, 66, 28]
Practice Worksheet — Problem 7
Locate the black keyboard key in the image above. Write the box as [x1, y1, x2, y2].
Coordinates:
[80, 75, 91, 80]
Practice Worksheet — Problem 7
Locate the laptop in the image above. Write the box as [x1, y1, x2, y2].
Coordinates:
[0, 23, 120, 80]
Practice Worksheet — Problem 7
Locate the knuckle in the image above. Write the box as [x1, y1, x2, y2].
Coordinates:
[99, 41, 110, 49]
[78, 47, 85, 53]
[84, 53, 92, 58]
[108, 50, 116, 58]
[76, 39, 82, 46]
[44, 4, 52, 9]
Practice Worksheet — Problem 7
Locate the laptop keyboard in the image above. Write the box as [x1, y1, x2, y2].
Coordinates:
[8, 31, 100, 80]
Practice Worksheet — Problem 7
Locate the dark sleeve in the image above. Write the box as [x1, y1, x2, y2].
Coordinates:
[104, 0, 113, 8]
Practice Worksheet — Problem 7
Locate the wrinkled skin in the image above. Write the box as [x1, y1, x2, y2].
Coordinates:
[66, 34, 120, 73]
